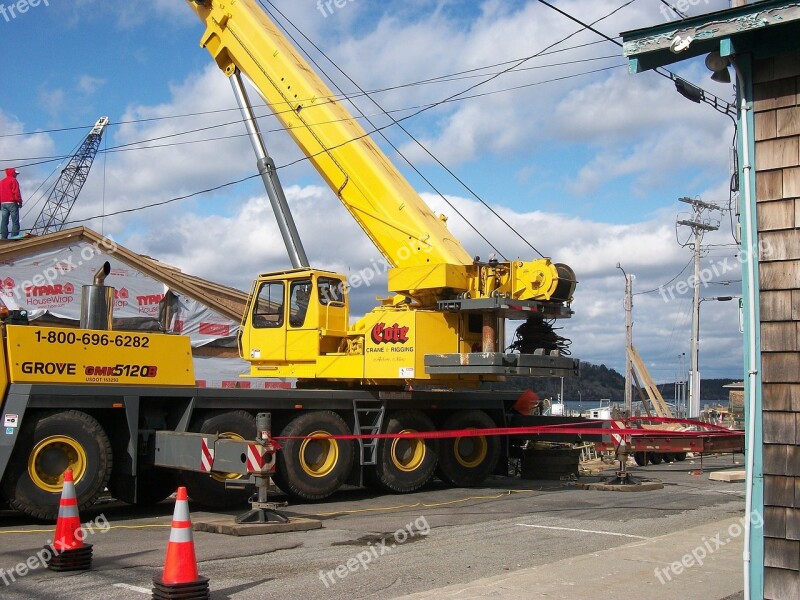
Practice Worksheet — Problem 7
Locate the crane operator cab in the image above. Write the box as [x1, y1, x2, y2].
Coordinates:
[239, 268, 350, 378]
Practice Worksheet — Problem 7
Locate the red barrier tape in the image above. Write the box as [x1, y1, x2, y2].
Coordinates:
[273, 417, 742, 442]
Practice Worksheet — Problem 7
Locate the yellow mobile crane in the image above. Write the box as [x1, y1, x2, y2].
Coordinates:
[187, 0, 576, 385]
[0, 0, 579, 520]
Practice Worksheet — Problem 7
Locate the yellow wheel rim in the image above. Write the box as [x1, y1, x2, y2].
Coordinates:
[211, 432, 246, 483]
[453, 433, 488, 469]
[300, 431, 339, 478]
[391, 430, 426, 472]
[28, 436, 87, 493]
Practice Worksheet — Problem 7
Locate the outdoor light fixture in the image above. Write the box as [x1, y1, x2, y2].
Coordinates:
[670, 34, 693, 53]
[705, 52, 732, 83]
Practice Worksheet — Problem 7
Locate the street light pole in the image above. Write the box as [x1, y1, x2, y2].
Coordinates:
[691, 295, 704, 418]
[694, 296, 736, 418]
[690, 282, 702, 418]
[680, 352, 686, 417]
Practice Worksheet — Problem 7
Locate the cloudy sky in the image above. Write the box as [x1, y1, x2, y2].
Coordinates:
[0, 0, 745, 386]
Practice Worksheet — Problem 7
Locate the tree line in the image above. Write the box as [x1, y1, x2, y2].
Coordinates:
[486, 362, 738, 402]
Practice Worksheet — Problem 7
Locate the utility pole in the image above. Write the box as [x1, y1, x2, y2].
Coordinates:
[617, 264, 633, 415]
[678, 197, 720, 418]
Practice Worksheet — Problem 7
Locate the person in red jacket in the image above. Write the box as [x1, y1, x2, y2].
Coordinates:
[0, 168, 22, 239]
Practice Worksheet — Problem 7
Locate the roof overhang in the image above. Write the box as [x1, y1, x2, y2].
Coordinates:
[622, 1, 800, 74]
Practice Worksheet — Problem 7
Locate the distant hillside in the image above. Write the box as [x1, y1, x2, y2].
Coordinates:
[486, 362, 738, 402]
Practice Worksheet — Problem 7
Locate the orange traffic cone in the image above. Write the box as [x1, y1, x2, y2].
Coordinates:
[44, 469, 93, 571]
[152, 486, 209, 600]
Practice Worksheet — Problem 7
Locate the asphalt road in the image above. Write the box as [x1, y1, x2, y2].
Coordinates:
[0, 454, 746, 599]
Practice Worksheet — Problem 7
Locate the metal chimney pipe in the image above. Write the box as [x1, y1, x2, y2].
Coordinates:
[93, 261, 111, 285]
[81, 261, 114, 330]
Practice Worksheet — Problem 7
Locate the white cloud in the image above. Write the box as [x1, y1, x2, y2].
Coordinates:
[0, 112, 57, 226]
[76, 75, 105, 95]
[36, 86, 65, 118]
[62, 0, 195, 28]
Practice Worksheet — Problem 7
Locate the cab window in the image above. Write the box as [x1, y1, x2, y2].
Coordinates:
[318, 277, 345, 306]
[252, 282, 284, 328]
[289, 280, 312, 328]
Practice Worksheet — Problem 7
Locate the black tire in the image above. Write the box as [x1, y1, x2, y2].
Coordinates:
[109, 468, 178, 506]
[137, 469, 178, 505]
[367, 410, 437, 493]
[273, 411, 354, 501]
[437, 410, 500, 487]
[662, 453, 675, 463]
[183, 410, 255, 509]
[633, 452, 648, 467]
[2, 410, 112, 520]
[649, 453, 663, 465]
[674, 452, 688, 462]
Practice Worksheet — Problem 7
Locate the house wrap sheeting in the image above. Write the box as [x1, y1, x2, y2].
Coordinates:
[0, 239, 238, 348]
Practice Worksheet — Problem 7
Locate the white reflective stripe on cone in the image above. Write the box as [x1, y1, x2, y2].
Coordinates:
[168, 525, 194, 543]
[173, 500, 191, 522]
[58, 504, 80, 518]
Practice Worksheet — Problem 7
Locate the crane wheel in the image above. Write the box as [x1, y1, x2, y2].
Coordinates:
[649, 453, 663, 465]
[109, 467, 178, 506]
[366, 410, 437, 493]
[273, 411, 354, 501]
[633, 452, 648, 467]
[674, 452, 688, 462]
[436, 410, 500, 487]
[135, 469, 179, 505]
[183, 410, 256, 508]
[1, 410, 112, 521]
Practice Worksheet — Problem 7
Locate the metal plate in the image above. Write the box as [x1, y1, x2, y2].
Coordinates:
[424, 352, 579, 377]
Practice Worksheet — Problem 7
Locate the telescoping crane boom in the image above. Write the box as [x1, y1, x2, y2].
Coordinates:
[187, 0, 578, 386]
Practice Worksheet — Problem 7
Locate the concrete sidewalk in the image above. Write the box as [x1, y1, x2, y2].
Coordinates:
[397, 516, 745, 600]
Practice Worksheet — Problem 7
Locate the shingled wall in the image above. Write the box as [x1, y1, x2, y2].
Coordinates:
[753, 49, 800, 600]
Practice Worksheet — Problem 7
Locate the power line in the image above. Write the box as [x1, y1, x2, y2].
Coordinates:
[0, 39, 620, 141]
[86, 75, 703, 238]
[659, 0, 688, 19]
[4, 63, 625, 169]
[262, 0, 508, 258]
[21, 134, 86, 223]
[57, 174, 260, 229]
[6, 2, 637, 232]
[253, 0, 636, 261]
[536, 0, 735, 116]
[633, 256, 694, 296]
